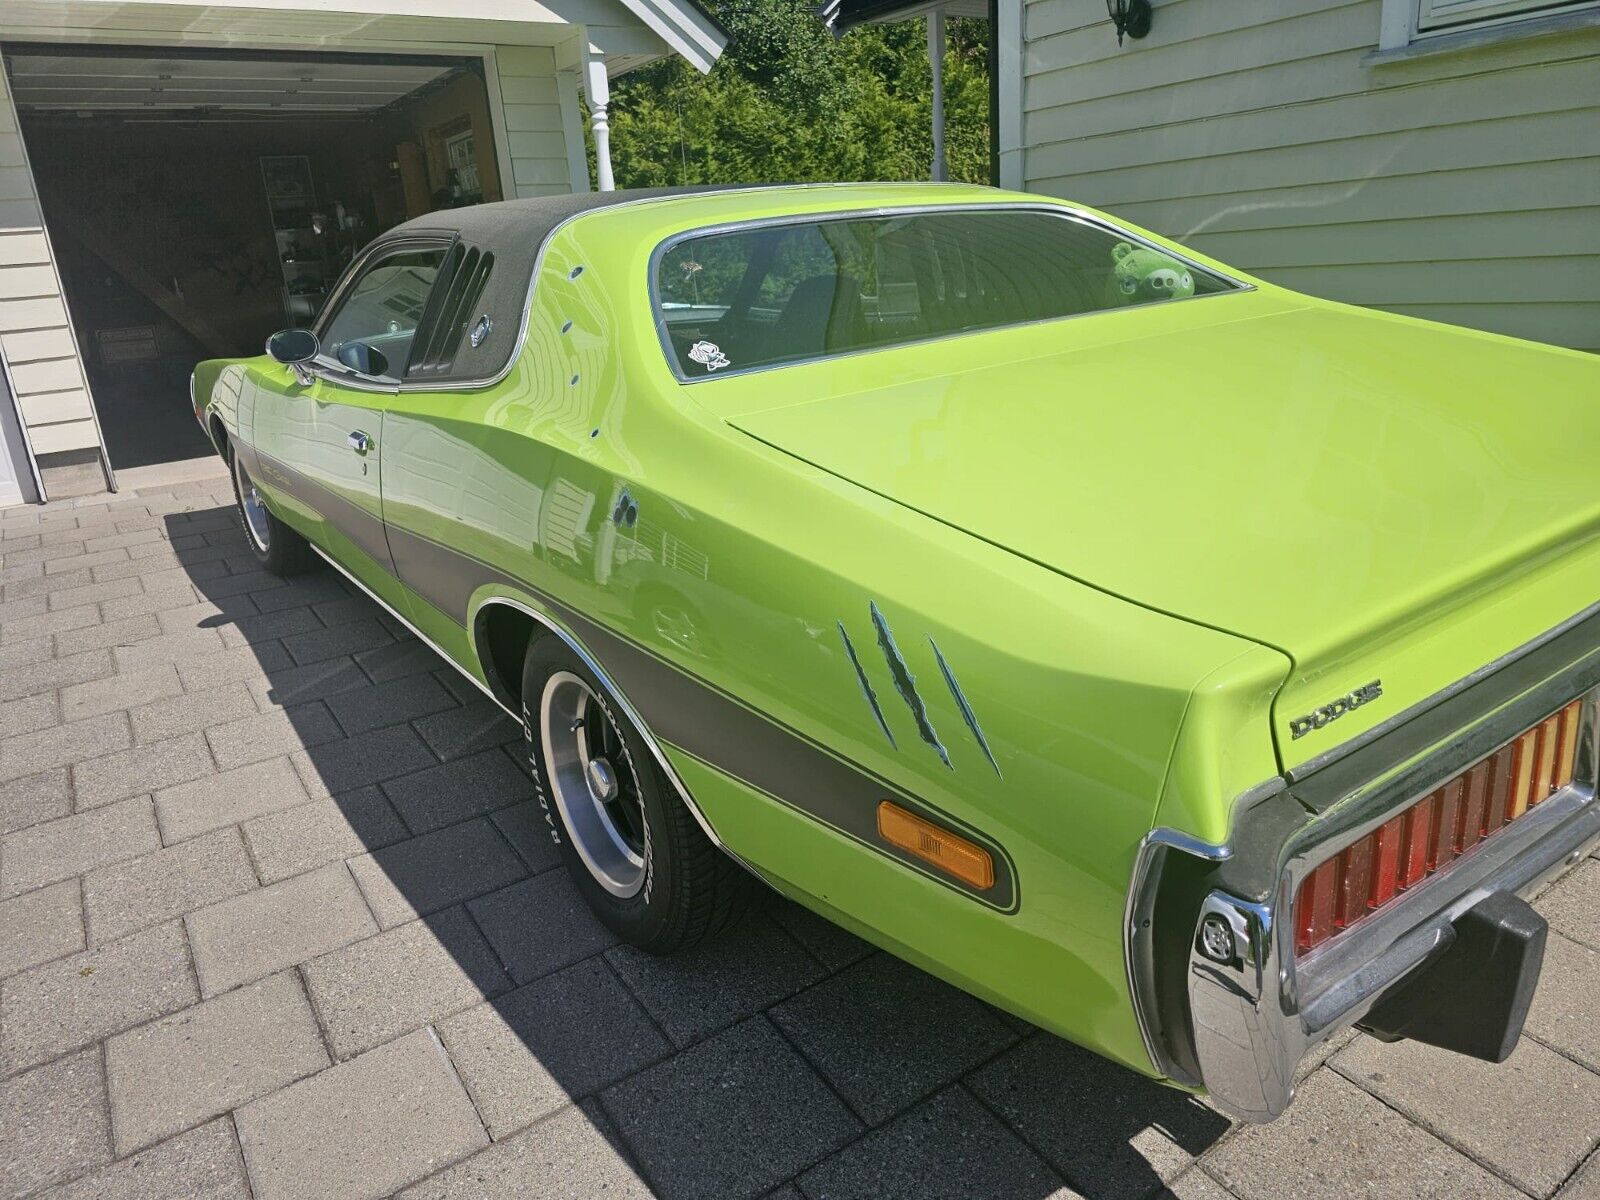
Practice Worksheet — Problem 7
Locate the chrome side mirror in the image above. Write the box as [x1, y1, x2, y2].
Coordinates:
[266, 328, 320, 365]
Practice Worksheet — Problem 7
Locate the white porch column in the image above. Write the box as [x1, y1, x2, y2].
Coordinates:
[927, 8, 947, 182]
[582, 46, 615, 192]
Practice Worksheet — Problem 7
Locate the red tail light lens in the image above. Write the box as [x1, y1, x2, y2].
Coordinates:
[1294, 699, 1583, 957]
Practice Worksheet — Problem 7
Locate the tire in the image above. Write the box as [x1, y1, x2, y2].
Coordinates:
[520, 635, 753, 952]
[228, 442, 316, 576]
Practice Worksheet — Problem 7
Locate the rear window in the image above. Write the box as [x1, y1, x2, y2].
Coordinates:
[653, 208, 1240, 380]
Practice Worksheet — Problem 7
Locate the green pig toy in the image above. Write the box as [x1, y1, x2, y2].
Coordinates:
[1105, 240, 1195, 306]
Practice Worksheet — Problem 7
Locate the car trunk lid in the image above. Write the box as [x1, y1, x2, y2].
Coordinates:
[721, 298, 1600, 771]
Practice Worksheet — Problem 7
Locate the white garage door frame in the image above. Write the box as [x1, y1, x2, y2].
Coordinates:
[0, 26, 534, 498]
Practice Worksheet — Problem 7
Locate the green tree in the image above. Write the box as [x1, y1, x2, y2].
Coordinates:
[599, 0, 991, 189]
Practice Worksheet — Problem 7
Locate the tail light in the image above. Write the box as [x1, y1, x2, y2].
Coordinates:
[1294, 699, 1584, 957]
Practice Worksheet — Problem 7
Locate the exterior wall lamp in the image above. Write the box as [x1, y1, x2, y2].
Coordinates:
[1107, 0, 1152, 44]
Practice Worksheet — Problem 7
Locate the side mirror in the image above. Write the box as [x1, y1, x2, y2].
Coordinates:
[266, 328, 319, 365]
[335, 341, 390, 378]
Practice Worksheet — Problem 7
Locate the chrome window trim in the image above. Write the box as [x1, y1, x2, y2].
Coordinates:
[383, 184, 843, 396]
[307, 233, 456, 394]
[645, 202, 1256, 385]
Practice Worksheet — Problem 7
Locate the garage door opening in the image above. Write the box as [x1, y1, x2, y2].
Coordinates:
[5, 44, 505, 471]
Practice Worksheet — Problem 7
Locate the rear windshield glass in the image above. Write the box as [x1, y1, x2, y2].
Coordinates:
[653, 208, 1239, 379]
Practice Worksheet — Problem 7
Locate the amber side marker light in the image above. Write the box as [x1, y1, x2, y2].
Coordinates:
[1295, 698, 1584, 957]
[877, 801, 995, 890]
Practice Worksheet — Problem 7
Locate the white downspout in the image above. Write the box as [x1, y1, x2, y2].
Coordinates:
[928, 8, 947, 182]
[582, 46, 616, 192]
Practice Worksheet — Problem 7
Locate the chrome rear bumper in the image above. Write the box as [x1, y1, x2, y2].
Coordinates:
[1128, 602, 1600, 1123]
[1190, 780, 1596, 1121]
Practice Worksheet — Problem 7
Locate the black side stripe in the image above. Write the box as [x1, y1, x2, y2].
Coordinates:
[394, 522, 1018, 911]
[247, 448, 1017, 910]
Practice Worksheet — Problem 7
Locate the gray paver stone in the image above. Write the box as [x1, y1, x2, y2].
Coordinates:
[0, 1050, 112, 1198]
[602, 1017, 860, 1200]
[1333, 1030, 1600, 1197]
[186, 860, 378, 995]
[154, 756, 308, 844]
[83, 826, 258, 944]
[106, 971, 330, 1153]
[396, 1102, 652, 1200]
[0, 920, 199, 1072]
[1204, 1071, 1524, 1200]
[437, 957, 671, 1138]
[234, 1027, 488, 1200]
[302, 907, 510, 1060]
[0, 878, 85, 978]
[1, 795, 160, 898]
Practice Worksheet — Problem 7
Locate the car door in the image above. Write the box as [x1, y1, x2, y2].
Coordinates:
[374, 238, 560, 664]
[300, 238, 451, 606]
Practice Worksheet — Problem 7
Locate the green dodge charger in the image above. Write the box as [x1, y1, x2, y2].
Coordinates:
[193, 183, 1600, 1121]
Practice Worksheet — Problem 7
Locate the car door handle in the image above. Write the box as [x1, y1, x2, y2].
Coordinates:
[347, 430, 373, 454]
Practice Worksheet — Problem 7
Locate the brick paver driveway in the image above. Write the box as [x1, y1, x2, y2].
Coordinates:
[3, 464, 1600, 1200]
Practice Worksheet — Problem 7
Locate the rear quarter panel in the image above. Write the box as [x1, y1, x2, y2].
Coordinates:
[380, 199, 1284, 1073]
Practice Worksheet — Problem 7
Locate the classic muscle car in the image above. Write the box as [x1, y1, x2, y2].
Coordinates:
[193, 183, 1600, 1121]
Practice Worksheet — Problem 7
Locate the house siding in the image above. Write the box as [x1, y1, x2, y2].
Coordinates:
[495, 46, 584, 196]
[1020, 0, 1600, 351]
[0, 63, 99, 458]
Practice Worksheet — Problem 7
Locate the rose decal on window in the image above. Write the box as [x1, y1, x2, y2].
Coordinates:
[688, 340, 731, 372]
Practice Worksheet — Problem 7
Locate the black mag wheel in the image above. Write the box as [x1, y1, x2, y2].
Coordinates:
[521, 634, 754, 952]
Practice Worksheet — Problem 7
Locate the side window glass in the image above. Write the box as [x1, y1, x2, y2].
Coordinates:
[320, 247, 446, 380]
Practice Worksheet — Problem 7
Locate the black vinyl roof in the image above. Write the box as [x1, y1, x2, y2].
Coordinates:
[385, 186, 737, 257]
[371, 187, 738, 383]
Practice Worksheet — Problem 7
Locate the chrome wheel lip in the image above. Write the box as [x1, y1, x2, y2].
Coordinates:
[235, 457, 271, 553]
[540, 670, 647, 899]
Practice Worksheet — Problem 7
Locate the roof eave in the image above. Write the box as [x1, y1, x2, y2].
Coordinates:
[616, 0, 729, 73]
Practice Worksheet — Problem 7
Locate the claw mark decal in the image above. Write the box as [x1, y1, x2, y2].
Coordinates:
[930, 638, 1001, 779]
[870, 601, 952, 769]
[838, 622, 896, 750]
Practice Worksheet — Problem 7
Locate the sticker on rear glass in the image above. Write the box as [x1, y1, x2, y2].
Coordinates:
[688, 341, 731, 372]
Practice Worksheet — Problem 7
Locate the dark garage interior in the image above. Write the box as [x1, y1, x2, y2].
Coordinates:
[5, 44, 505, 470]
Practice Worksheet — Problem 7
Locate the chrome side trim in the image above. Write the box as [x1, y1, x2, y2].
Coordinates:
[471, 595, 725, 849]
[647, 202, 1256, 385]
[311, 548, 728, 852]
[309, 545, 506, 712]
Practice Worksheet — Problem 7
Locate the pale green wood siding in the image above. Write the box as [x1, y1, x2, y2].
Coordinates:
[495, 47, 582, 198]
[1020, 0, 1600, 351]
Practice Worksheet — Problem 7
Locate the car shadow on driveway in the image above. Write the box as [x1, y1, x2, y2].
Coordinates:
[172, 504, 1231, 1200]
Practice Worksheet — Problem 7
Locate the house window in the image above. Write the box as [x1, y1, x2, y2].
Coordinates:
[445, 130, 481, 201]
[1383, 0, 1600, 44]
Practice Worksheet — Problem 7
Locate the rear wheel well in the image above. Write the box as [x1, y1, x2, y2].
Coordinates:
[209, 415, 230, 461]
[476, 602, 538, 710]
